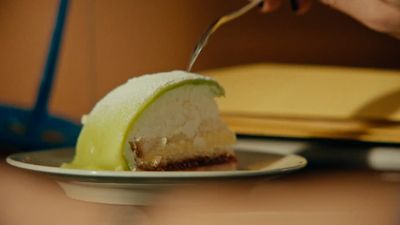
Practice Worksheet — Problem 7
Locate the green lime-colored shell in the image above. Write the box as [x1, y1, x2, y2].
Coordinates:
[62, 71, 224, 171]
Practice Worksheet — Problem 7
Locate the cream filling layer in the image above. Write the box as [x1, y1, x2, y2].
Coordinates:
[124, 84, 236, 170]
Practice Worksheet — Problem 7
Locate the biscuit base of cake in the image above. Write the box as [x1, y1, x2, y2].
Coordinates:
[131, 150, 237, 171]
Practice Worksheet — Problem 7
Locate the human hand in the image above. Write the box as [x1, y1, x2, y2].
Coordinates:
[262, 0, 400, 39]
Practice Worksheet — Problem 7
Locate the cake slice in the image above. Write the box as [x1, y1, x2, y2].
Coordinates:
[63, 71, 236, 171]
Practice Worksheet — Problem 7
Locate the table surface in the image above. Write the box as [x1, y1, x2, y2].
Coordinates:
[1, 157, 399, 225]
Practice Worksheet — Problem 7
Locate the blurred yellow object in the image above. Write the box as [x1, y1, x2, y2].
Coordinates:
[204, 64, 400, 143]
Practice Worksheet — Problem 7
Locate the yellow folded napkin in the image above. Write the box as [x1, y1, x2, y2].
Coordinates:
[203, 64, 400, 143]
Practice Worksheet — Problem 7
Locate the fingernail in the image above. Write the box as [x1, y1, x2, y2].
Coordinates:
[260, 1, 273, 12]
[261, 2, 271, 12]
[290, 0, 299, 12]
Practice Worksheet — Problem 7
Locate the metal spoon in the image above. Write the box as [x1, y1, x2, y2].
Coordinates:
[187, 0, 263, 72]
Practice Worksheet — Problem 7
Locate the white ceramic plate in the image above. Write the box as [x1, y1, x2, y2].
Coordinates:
[6, 145, 306, 205]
